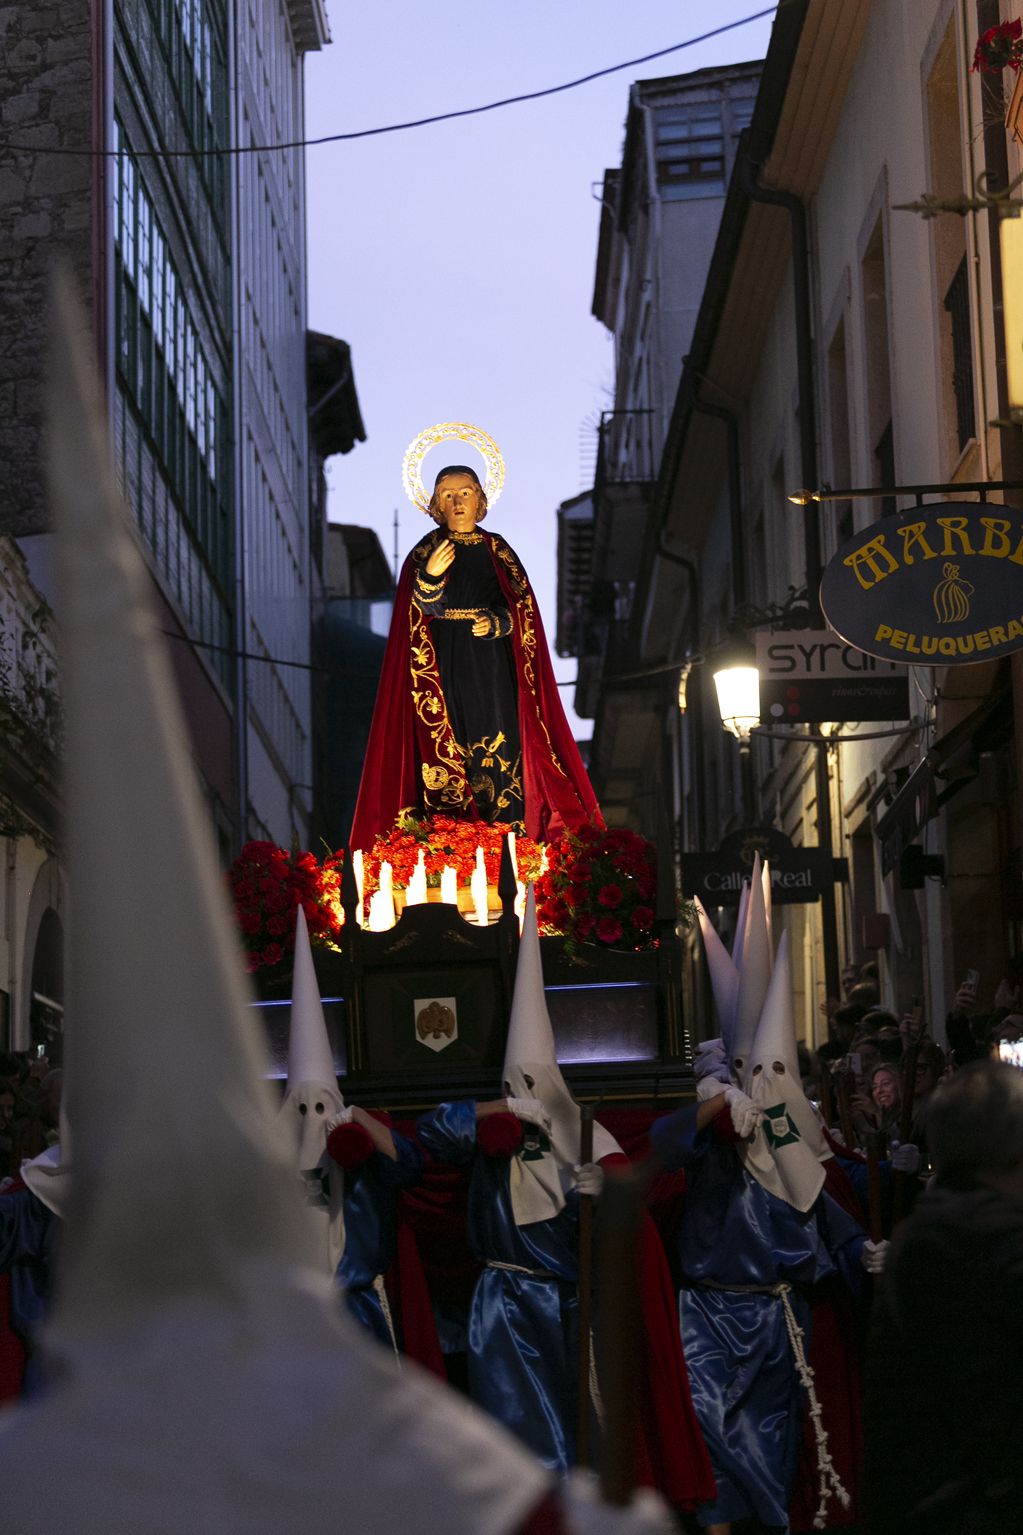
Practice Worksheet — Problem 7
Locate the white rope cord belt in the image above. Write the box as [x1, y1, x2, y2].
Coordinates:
[486, 1262, 605, 1427]
[371, 1273, 402, 1369]
[692, 1278, 851, 1529]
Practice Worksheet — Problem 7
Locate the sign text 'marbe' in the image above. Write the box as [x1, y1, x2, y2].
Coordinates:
[843, 514, 1023, 591]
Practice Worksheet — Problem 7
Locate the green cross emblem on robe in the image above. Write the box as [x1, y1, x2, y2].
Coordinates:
[763, 1102, 802, 1149]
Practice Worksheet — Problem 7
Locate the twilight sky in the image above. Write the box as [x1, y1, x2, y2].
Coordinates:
[304, 2, 773, 736]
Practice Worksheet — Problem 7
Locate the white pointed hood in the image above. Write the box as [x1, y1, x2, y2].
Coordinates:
[739, 932, 828, 1212]
[731, 876, 751, 967]
[279, 907, 345, 1273]
[761, 856, 774, 949]
[21, 1143, 72, 1220]
[729, 854, 772, 1080]
[281, 906, 344, 1169]
[502, 886, 622, 1226]
[0, 269, 550, 1535]
[695, 897, 739, 1048]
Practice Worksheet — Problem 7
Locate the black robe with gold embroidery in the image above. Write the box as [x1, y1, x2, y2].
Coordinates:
[409, 529, 522, 825]
[350, 525, 602, 848]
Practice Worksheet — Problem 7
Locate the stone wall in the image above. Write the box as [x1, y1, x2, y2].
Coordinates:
[0, 3, 96, 537]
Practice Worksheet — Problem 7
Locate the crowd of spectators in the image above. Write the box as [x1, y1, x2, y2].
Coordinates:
[807, 959, 1023, 1168]
[0, 1053, 61, 1185]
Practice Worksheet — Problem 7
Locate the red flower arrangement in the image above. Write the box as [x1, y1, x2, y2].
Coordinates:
[227, 841, 343, 974]
[973, 17, 1023, 72]
[360, 811, 544, 895]
[534, 822, 662, 951]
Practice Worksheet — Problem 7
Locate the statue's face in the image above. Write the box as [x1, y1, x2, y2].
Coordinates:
[435, 473, 481, 532]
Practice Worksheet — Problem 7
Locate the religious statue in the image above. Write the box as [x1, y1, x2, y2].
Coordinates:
[350, 423, 601, 848]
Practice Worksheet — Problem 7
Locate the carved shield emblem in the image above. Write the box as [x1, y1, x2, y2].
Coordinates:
[415, 996, 458, 1053]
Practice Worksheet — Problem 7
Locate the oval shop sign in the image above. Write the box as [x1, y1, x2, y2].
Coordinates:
[820, 500, 1023, 665]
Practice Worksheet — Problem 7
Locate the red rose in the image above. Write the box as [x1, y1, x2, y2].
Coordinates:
[265, 912, 290, 937]
[261, 942, 284, 968]
[598, 883, 624, 909]
[238, 908, 262, 936]
[631, 905, 654, 932]
[595, 915, 623, 945]
[574, 912, 596, 940]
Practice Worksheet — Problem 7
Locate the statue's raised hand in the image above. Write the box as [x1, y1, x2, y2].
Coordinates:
[425, 538, 455, 578]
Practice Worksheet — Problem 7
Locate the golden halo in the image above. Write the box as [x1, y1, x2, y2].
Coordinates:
[402, 421, 505, 514]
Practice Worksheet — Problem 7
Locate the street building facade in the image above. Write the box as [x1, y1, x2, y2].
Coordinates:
[570, 0, 1023, 1044]
[0, 0, 360, 1050]
[563, 61, 761, 821]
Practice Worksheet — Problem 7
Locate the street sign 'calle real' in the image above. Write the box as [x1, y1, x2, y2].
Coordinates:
[820, 500, 1023, 665]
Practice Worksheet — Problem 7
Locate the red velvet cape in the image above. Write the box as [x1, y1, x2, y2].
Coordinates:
[350, 530, 602, 848]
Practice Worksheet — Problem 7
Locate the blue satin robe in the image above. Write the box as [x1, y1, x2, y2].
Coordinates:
[334, 1130, 423, 1351]
[417, 1100, 581, 1472]
[650, 1103, 865, 1530]
[0, 1186, 55, 1395]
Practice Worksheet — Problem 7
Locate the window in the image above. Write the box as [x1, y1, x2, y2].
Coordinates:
[145, 0, 228, 221]
[826, 318, 854, 549]
[944, 257, 976, 453]
[112, 130, 232, 685]
[861, 218, 895, 511]
[654, 103, 725, 199]
[926, 18, 975, 466]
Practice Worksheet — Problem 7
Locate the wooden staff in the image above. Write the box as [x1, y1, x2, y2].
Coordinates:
[576, 1103, 595, 1469]
[594, 1162, 651, 1506]
[835, 1070, 856, 1153]
[890, 1037, 920, 1228]
[819, 1063, 835, 1133]
[865, 1129, 886, 1244]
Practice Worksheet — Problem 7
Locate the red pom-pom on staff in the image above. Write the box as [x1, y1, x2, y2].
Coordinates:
[327, 1122, 375, 1170]
[477, 1113, 525, 1158]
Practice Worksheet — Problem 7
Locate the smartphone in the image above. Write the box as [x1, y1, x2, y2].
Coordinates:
[965, 969, 980, 992]
[998, 1039, 1023, 1069]
[847, 1051, 863, 1076]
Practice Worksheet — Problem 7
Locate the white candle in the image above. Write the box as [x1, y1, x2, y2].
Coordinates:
[471, 845, 488, 926]
[367, 889, 392, 931]
[538, 846, 549, 877]
[507, 830, 518, 879]
[440, 865, 458, 905]
[406, 848, 427, 905]
[353, 849, 365, 926]
[515, 878, 526, 930]
[378, 861, 396, 928]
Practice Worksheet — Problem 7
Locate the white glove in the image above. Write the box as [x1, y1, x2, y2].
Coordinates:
[724, 1085, 761, 1138]
[694, 1038, 730, 1082]
[696, 1073, 731, 1102]
[889, 1140, 921, 1175]
[861, 1238, 890, 1274]
[325, 1106, 354, 1133]
[573, 1161, 605, 1198]
[506, 1097, 552, 1133]
[560, 1470, 676, 1535]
